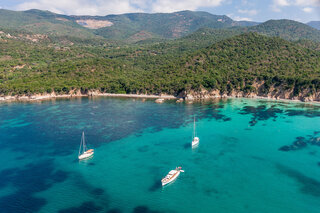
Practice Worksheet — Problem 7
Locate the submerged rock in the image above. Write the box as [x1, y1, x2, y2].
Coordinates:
[155, 98, 164, 103]
[279, 133, 320, 152]
[176, 98, 184, 103]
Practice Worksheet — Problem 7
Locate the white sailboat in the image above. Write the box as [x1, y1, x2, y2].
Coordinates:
[161, 167, 184, 186]
[78, 131, 94, 160]
[191, 116, 199, 148]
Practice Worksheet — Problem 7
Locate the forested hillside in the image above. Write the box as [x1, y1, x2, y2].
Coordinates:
[1, 32, 319, 100]
[0, 9, 320, 101]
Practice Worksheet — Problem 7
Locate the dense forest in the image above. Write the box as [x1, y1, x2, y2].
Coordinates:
[0, 9, 320, 101]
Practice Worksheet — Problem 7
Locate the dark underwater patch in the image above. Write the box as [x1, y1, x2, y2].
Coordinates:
[107, 208, 122, 213]
[285, 110, 320, 118]
[192, 102, 231, 123]
[223, 117, 231, 121]
[308, 151, 317, 156]
[0, 159, 69, 213]
[149, 180, 162, 192]
[250, 155, 265, 161]
[279, 133, 320, 152]
[132, 205, 162, 213]
[203, 187, 219, 196]
[91, 188, 104, 196]
[276, 164, 320, 197]
[138, 145, 149, 153]
[58, 201, 102, 213]
[239, 105, 283, 126]
[183, 143, 190, 149]
[0, 192, 46, 213]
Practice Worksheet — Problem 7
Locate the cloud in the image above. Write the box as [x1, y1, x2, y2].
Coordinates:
[275, 0, 290, 6]
[232, 16, 252, 21]
[302, 7, 313, 12]
[17, 0, 145, 15]
[295, 0, 320, 7]
[150, 0, 224, 13]
[15, 0, 225, 15]
[271, 0, 320, 13]
[271, 0, 290, 12]
[228, 14, 252, 21]
[237, 9, 258, 16]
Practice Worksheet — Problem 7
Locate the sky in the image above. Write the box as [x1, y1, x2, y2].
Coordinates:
[0, 0, 319, 23]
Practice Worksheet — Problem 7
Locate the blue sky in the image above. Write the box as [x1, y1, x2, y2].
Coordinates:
[0, 0, 319, 22]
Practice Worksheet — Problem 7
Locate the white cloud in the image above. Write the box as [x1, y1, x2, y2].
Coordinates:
[275, 0, 290, 6]
[232, 16, 252, 21]
[237, 9, 258, 16]
[17, 0, 143, 15]
[228, 13, 252, 21]
[271, 0, 290, 12]
[150, 0, 224, 13]
[271, 0, 320, 13]
[302, 7, 313, 12]
[15, 0, 225, 15]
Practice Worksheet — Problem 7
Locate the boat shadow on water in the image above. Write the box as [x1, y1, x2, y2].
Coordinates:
[149, 180, 162, 192]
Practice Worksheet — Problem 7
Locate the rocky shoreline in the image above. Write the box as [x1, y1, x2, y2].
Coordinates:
[0, 91, 176, 103]
[0, 89, 319, 104]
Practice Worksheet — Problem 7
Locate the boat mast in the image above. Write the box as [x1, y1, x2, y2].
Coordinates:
[79, 132, 83, 156]
[193, 116, 196, 138]
[83, 131, 87, 152]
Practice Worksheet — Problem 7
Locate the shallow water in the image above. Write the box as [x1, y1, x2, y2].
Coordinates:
[0, 97, 320, 213]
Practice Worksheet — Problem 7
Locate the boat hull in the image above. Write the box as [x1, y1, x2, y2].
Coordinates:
[161, 170, 180, 186]
[78, 151, 94, 160]
[192, 137, 199, 147]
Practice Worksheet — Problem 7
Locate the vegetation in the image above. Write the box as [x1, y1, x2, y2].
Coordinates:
[1, 9, 319, 44]
[0, 31, 319, 97]
[307, 21, 320, 30]
[249, 19, 320, 43]
[0, 9, 319, 99]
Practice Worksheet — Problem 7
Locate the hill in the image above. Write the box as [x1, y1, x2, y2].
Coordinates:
[248, 19, 320, 43]
[0, 9, 253, 43]
[0, 9, 101, 41]
[307, 21, 320, 30]
[1, 9, 319, 44]
[177, 32, 320, 100]
[1, 32, 319, 101]
[77, 10, 242, 41]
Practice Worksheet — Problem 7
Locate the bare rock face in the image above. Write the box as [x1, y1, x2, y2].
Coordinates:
[76, 19, 113, 29]
[209, 90, 221, 98]
[185, 94, 194, 101]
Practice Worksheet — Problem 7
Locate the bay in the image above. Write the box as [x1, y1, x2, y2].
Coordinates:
[0, 97, 320, 213]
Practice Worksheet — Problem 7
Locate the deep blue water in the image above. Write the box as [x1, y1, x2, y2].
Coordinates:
[0, 97, 320, 213]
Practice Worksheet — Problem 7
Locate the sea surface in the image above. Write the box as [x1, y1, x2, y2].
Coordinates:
[0, 97, 320, 213]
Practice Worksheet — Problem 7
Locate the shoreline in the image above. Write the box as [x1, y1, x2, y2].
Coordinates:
[0, 93, 177, 103]
[0, 92, 320, 105]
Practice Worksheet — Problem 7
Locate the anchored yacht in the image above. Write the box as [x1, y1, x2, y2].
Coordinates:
[161, 167, 184, 186]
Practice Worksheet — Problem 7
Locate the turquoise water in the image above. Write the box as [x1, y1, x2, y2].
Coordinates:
[0, 97, 320, 213]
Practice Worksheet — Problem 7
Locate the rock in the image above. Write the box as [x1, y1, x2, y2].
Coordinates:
[155, 98, 164, 103]
[279, 145, 291, 151]
[176, 98, 183, 103]
[185, 94, 194, 101]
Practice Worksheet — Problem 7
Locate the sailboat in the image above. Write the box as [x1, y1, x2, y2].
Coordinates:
[191, 116, 199, 148]
[78, 131, 94, 160]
